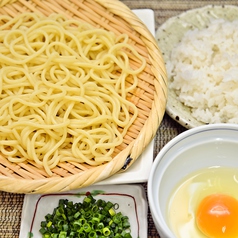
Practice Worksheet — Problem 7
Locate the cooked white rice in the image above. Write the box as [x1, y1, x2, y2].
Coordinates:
[167, 18, 238, 124]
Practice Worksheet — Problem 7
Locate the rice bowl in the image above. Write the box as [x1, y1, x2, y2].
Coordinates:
[156, 5, 238, 128]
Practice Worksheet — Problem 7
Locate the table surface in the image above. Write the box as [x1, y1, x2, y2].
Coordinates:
[1, 0, 238, 237]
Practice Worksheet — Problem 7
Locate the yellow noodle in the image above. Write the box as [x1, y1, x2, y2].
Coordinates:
[0, 12, 146, 175]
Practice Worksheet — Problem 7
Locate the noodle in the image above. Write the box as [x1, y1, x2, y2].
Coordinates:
[0, 12, 146, 175]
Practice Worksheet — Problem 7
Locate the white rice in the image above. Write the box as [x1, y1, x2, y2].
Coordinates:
[167, 18, 238, 124]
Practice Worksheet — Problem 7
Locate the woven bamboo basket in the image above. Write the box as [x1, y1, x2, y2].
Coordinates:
[0, 0, 167, 194]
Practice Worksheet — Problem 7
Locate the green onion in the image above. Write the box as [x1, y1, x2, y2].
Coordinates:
[91, 216, 100, 223]
[74, 211, 81, 219]
[113, 213, 122, 224]
[80, 217, 87, 225]
[83, 223, 91, 232]
[97, 222, 104, 230]
[108, 207, 116, 216]
[92, 205, 99, 213]
[102, 227, 110, 236]
[113, 203, 119, 210]
[59, 231, 67, 238]
[88, 231, 97, 238]
[39, 193, 132, 237]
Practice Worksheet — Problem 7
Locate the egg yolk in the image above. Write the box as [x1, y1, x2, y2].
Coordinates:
[196, 194, 238, 238]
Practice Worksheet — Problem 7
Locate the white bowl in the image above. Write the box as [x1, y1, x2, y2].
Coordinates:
[147, 123, 238, 237]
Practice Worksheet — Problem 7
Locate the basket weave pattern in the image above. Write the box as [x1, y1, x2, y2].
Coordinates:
[0, 0, 167, 193]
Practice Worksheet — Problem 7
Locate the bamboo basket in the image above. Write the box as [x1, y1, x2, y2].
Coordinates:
[0, 0, 167, 194]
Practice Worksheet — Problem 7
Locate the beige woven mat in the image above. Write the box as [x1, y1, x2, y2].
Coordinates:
[0, 0, 237, 237]
[123, 0, 238, 29]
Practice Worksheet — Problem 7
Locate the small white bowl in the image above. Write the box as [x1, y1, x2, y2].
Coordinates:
[148, 123, 238, 237]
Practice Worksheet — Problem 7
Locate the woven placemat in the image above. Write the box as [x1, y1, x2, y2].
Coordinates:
[1, 0, 238, 237]
[0, 191, 24, 237]
[123, 0, 238, 28]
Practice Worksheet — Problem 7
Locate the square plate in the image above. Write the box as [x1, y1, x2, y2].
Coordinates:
[19, 185, 148, 238]
[97, 9, 155, 185]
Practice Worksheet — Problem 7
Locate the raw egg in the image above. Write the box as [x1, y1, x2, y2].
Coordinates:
[167, 167, 238, 238]
[196, 194, 238, 237]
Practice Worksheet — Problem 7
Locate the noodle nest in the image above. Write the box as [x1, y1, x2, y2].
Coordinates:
[0, 12, 146, 175]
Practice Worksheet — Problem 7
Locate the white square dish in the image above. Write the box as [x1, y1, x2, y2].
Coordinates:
[19, 185, 148, 238]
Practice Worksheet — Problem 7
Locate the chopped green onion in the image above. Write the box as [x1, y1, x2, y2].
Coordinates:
[83, 223, 91, 232]
[108, 207, 116, 216]
[39, 193, 132, 238]
[123, 220, 131, 229]
[113, 203, 119, 210]
[113, 213, 122, 224]
[79, 217, 87, 225]
[97, 222, 104, 230]
[59, 231, 67, 238]
[124, 233, 132, 238]
[92, 205, 99, 213]
[85, 210, 92, 219]
[46, 221, 52, 228]
[88, 231, 97, 238]
[91, 216, 100, 223]
[74, 211, 80, 219]
[102, 227, 111, 236]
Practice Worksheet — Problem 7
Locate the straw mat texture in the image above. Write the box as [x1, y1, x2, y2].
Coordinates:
[0, 0, 167, 194]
